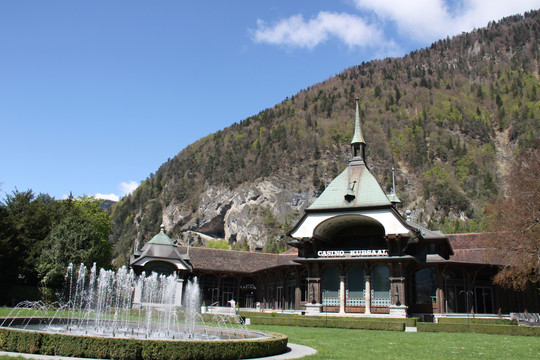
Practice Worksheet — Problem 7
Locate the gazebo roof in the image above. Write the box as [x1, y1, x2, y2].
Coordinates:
[130, 224, 192, 271]
[307, 164, 392, 211]
[147, 224, 175, 245]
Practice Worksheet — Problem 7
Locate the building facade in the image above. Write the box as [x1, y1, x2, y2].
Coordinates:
[130, 99, 538, 318]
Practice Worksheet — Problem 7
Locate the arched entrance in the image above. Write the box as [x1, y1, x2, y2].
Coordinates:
[313, 214, 387, 251]
[143, 260, 177, 276]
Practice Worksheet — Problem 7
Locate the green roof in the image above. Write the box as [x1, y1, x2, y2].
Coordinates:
[307, 164, 392, 211]
[147, 225, 175, 246]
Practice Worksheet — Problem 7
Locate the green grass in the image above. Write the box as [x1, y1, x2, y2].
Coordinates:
[249, 324, 540, 360]
[2, 307, 539, 359]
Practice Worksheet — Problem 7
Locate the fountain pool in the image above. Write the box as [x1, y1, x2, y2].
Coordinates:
[0, 263, 287, 359]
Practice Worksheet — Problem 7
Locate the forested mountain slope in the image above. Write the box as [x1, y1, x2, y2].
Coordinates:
[110, 11, 539, 266]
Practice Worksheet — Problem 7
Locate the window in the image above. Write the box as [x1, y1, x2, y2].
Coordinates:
[413, 267, 437, 305]
[200, 274, 218, 305]
[372, 265, 390, 306]
[346, 266, 365, 306]
[321, 266, 340, 306]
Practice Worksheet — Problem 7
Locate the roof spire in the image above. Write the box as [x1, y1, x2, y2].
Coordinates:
[392, 167, 396, 194]
[350, 97, 366, 164]
[387, 166, 401, 205]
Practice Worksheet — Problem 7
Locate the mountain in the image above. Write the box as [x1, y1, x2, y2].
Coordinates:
[109, 11, 539, 266]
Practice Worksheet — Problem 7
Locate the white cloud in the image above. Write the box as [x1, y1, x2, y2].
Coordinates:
[353, 0, 539, 41]
[253, 1, 538, 50]
[92, 180, 138, 203]
[253, 11, 385, 49]
[94, 193, 120, 202]
[120, 180, 138, 196]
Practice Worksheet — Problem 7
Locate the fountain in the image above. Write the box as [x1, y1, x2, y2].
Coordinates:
[0, 263, 287, 359]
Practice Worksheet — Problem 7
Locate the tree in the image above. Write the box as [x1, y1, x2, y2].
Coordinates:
[0, 206, 20, 287]
[205, 238, 229, 250]
[374, 85, 382, 98]
[486, 146, 540, 290]
[2, 190, 62, 285]
[38, 196, 112, 288]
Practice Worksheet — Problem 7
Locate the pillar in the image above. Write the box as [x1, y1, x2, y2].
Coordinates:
[339, 275, 346, 314]
[307, 263, 321, 304]
[133, 278, 142, 308]
[305, 264, 322, 315]
[390, 262, 406, 306]
[436, 267, 445, 314]
[365, 275, 371, 314]
[307, 278, 321, 303]
[175, 279, 184, 307]
[295, 285, 301, 310]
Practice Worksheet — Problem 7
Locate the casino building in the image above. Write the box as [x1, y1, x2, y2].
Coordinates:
[130, 99, 538, 318]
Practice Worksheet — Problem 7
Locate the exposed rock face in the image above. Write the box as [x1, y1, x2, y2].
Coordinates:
[162, 177, 316, 250]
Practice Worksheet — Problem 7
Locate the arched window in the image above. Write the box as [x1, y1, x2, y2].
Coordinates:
[443, 267, 466, 313]
[219, 276, 238, 306]
[413, 267, 437, 305]
[200, 274, 218, 306]
[321, 265, 340, 306]
[286, 272, 296, 310]
[372, 265, 390, 306]
[473, 269, 494, 314]
[346, 266, 365, 306]
[239, 277, 257, 308]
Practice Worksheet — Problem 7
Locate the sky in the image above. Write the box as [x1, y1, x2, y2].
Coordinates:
[1, 1, 538, 202]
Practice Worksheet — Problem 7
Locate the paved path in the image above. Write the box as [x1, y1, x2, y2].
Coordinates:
[246, 343, 317, 359]
[0, 344, 317, 360]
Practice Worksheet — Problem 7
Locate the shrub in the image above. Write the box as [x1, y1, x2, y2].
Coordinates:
[437, 317, 514, 325]
[0, 328, 288, 360]
[418, 323, 540, 336]
[244, 315, 404, 331]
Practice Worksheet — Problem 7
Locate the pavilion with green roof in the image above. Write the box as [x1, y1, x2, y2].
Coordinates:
[130, 224, 192, 307]
[287, 97, 452, 316]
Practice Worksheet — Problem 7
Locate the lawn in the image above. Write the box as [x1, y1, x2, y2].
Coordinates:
[2, 306, 539, 360]
[249, 324, 540, 360]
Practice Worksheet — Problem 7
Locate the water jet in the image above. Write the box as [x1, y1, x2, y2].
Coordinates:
[0, 263, 287, 359]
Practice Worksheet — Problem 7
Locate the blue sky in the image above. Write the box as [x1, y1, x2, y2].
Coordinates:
[1, 1, 537, 201]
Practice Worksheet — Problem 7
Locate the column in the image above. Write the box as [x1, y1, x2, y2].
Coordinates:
[364, 275, 371, 315]
[436, 267, 444, 314]
[133, 278, 142, 308]
[390, 262, 406, 306]
[295, 285, 301, 310]
[175, 279, 184, 307]
[339, 275, 346, 314]
[304, 264, 322, 315]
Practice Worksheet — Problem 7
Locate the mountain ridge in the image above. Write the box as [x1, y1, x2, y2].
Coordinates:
[110, 10, 539, 266]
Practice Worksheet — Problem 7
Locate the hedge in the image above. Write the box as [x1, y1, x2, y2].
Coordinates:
[0, 328, 288, 360]
[417, 323, 540, 336]
[437, 317, 516, 325]
[243, 315, 404, 331]
[239, 311, 418, 328]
